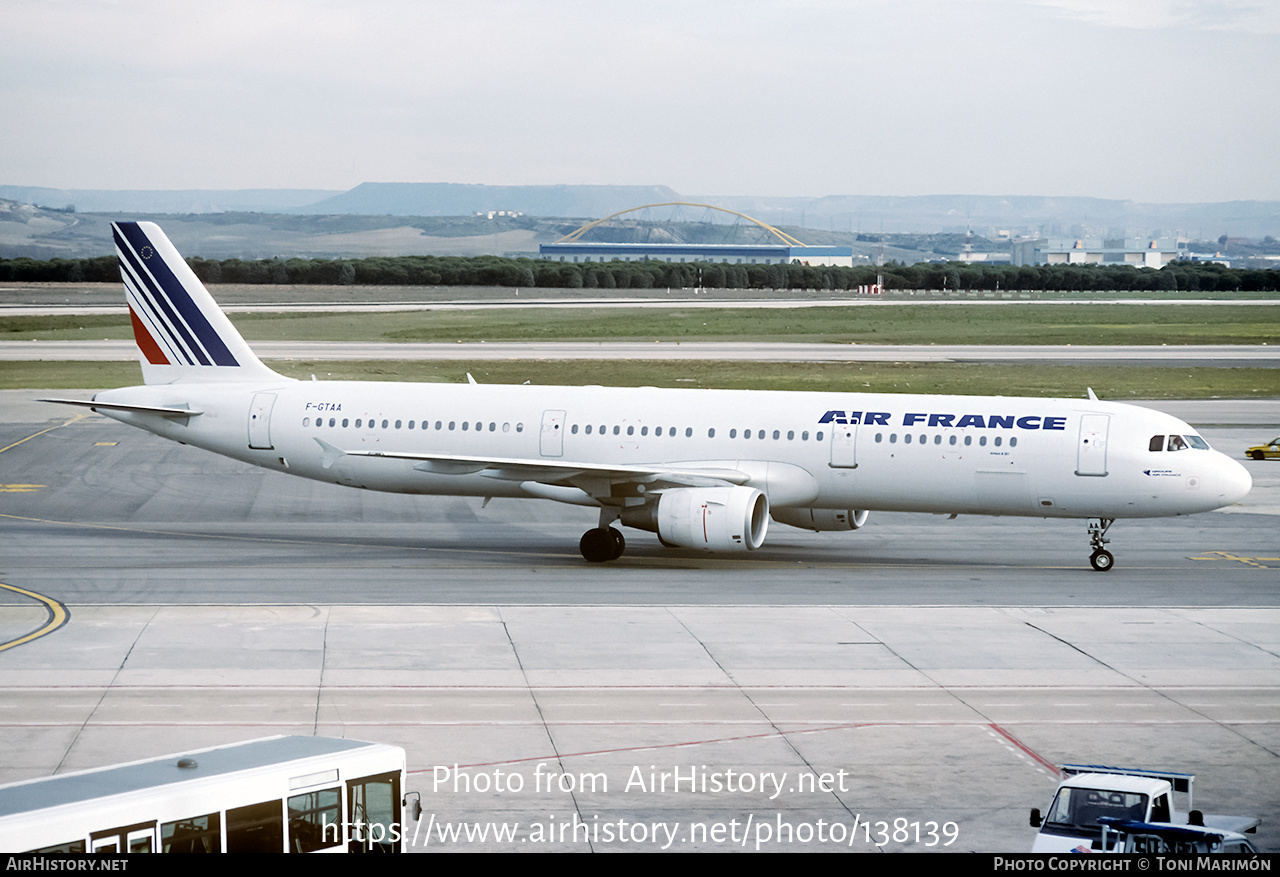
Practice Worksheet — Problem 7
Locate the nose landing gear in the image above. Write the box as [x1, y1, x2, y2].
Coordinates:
[1088, 517, 1115, 572]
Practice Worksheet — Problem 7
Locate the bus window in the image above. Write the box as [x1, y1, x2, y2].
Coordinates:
[90, 822, 155, 854]
[348, 771, 401, 853]
[288, 788, 342, 852]
[226, 799, 284, 853]
[162, 814, 220, 853]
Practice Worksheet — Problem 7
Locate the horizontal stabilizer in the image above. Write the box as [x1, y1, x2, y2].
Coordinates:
[40, 398, 203, 419]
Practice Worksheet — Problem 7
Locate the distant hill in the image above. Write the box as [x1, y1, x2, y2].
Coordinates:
[3, 182, 1278, 238]
[298, 182, 683, 219]
[0, 185, 340, 215]
[3, 180, 1279, 260]
[698, 193, 1280, 240]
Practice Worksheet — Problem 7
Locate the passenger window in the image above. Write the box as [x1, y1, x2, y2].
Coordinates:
[288, 788, 342, 853]
[162, 813, 220, 853]
[1150, 435, 1164, 452]
[227, 799, 284, 853]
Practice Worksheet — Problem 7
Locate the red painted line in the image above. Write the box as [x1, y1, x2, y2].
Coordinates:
[989, 722, 1060, 777]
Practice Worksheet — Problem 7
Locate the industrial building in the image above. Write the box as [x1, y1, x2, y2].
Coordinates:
[538, 241, 854, 266]
[1011, 237, 1181, 269]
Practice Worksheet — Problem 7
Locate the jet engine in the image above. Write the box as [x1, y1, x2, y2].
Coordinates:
[621, 486, 769, 552]
[771, 508, 869, 532]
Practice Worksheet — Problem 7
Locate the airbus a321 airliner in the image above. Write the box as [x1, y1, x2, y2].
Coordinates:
[46, 222, 1252, 571]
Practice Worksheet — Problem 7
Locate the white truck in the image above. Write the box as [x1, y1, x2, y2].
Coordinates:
[1029, 764, 1260, 853]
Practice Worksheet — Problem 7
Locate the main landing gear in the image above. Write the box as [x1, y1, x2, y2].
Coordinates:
[1088, 517, 1115, 572]
[580, 525, 625, 563]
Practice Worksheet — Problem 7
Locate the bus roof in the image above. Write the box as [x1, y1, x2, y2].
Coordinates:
[0, 736, 383, 818]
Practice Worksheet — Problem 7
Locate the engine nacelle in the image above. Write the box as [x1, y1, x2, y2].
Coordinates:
[621, 486, 769, 552]
[771, 508, 869, 532]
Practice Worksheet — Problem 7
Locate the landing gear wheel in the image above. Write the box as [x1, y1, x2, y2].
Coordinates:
[580, 527, 625, 563]
[1086, 517, 1115, 572]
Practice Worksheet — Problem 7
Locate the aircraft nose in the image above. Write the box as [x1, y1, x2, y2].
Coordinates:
[1216, 454, 1252, 506]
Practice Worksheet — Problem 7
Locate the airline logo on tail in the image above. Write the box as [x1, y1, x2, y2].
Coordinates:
[113, 221, 241, 368]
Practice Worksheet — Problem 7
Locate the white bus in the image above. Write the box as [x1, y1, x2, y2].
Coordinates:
[0, 736, 417, 853]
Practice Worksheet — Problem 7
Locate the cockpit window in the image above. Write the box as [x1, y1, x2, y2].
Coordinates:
[1167, 435, 1188, 452]
[1149, 435, 1164, 452]
[1186, 435, 1210, 450]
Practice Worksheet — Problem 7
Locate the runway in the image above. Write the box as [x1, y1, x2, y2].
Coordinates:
[5, 339, 1280, 368]
[0, 397, 1276, 852]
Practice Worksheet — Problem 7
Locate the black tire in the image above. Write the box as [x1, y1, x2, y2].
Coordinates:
[608, 527, 626, 560]
[1090, 550, 1115, 572]
[1252, 451, 1265, 460]
[580, 528, 616, 563]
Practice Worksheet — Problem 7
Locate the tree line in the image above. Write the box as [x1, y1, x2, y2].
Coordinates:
[1, 253, 1277, 292]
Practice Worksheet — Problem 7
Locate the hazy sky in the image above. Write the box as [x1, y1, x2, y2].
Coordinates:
[4, 0, 1277, 202]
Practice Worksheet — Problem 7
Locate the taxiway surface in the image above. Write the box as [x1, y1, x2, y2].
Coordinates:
[0, 397, 1276, 852]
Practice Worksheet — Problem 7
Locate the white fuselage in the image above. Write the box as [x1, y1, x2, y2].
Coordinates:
[93, 379, 1252, 522]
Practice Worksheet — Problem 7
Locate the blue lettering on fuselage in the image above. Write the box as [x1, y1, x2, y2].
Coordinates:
[818, 410, 1067, 430]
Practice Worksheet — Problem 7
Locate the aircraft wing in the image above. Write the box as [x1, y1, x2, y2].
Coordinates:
[317, 440, 750, 499]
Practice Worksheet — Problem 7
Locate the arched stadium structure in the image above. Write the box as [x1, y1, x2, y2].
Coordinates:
[539, 202, 854, 267]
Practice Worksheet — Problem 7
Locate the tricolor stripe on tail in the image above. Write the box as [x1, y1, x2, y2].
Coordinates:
[112, 222, 284, 384]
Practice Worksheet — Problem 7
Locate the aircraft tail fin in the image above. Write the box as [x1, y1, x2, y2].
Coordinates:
[112, 221, 286, 385]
